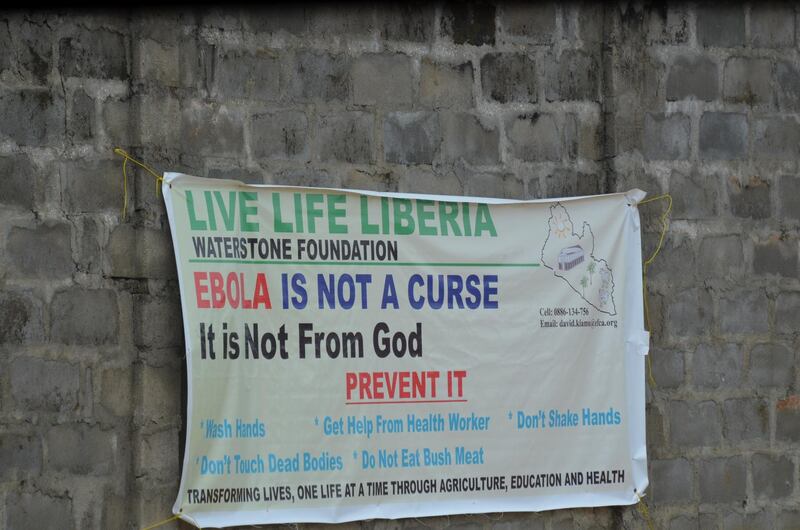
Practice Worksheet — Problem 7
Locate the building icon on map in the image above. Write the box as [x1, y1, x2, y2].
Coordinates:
[557, 245, 585, 271]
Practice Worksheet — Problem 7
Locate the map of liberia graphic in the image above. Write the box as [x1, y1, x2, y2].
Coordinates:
[540, 203, 617, 315]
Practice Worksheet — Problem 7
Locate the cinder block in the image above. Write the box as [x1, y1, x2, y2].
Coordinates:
[100, 367, 134, 417]
[0, 89, 65, 147]
[550, 517, 574, 530]
[718, 289, 769, 334]
[7, 222, 73, 279]
[314, 112, 374, 164]
[0, 433, 42, 480]
[464, 169, 524, 199]
[10, 357, 79, 412]
[543, 169, 601, 198]
[133, 295, 183, 349]
[568, 111, 602, 162]
[650, 458, 693, 503]
[75, 216, 102, 275]
[648, 234, 696, 288]
[780, 175, 800, 220]
[572, 4, 603, 45]
[692, 343, 742, 389]
[45, 424, 116, 475]
[647, 6, 689, 44]
[669, 170, 719, 219]
[507, 113, 561, 162]
[59, 28, 128, 79]
[135, 484, 182, 530]
[379, 4, 435, 42]
[481, 53, 537, 103]
[643, 113, 690, 160]
[108, 225, 176, 279]
[135, 92, 181, 147]
[668, 515, 698, 530]
[246, 6, 306, 35]
[500, 4, 556, 43]
[722, 511, 773, 530]
[251, 111, 309, 161]
[181, 100, 245, 157]
[776, 61, 800, 111]
[752, 453, 793, 499]
[723, 57, 771, 105]
[664, 288, 712, 338]
[440, 113, 499, 165]
[419, 60, 473, 109]
[307, 6, 375, 37]
[441, 2, 496, 45]
[0, 291, 44, 346]
[62, 159, 125, 214]
[137, 39, 179, 86]
[753, 116, 800, 160]
[750, 5, 795, 48]
[697, 234, 744, 279]
[650, 348, 685, 389]
[669, 400, 721, 447]
[178, 37, 214, 90]
[778, 510, 800, 529]
[647, 405, 665, 449]
[698, 456, 746, 502]
[493, 515, 545, 530]
[697, 5, 744, 47]
[135, 428, 180, 483]
[68, 89, 94, 143]
[666, 55, 718, 101]
[286, 51, 350, 102]
[399, 166, 464, 196]
[0, 154, 36, 209]
[139, 365, 180, 422]
[50, 288, 119, 345]
[750, 343, 795, 388]
[777, 396, 800, 442]
[6, 492, 72, 530]
[546, 50, 599, 102]
[102, 491, 130, 530]
[724, 398, 769, 443]
[776, 293, 800, 334]
[383, 112, 440, 165]
[728, 177, 771, 220]
[102, 95, 133, 146]
[753, 240, 798, 278]
[352, 53, 413, 107]
[0, 17, 53, 85]
[212, 48, 280, 101]
[699, 112, 747, 160]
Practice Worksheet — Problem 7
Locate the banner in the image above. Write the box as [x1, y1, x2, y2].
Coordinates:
[163, 173, 649, 528]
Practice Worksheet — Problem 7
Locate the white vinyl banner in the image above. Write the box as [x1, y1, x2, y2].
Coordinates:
[163, 173, 649, 528]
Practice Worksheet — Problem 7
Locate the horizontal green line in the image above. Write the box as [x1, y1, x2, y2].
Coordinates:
[187, 259, 540, 268]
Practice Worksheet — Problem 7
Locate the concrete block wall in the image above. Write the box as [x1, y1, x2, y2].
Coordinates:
[0, 4, 797, 529]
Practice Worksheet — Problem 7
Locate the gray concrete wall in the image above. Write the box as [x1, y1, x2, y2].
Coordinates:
[0, 3, 798, 529]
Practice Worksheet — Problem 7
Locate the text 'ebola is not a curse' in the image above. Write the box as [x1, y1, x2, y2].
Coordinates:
[192, 272, 500, 311]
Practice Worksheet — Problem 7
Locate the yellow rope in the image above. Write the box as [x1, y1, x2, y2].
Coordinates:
[122, 156, 129, 220]
[113, 147, 165, 220]
[635, 492, 656, 530]
[637, 194, 672, 390]
[141, 513, 181, 530]
[639, 193, 673, 268]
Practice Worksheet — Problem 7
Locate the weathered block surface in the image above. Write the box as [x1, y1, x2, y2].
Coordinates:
[383, 112, 440, 165]
[352, 54, 413, 107]
[7, 222, 73, 279]
[481, 53, 537, 103]
[50, 288, 119, 345]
